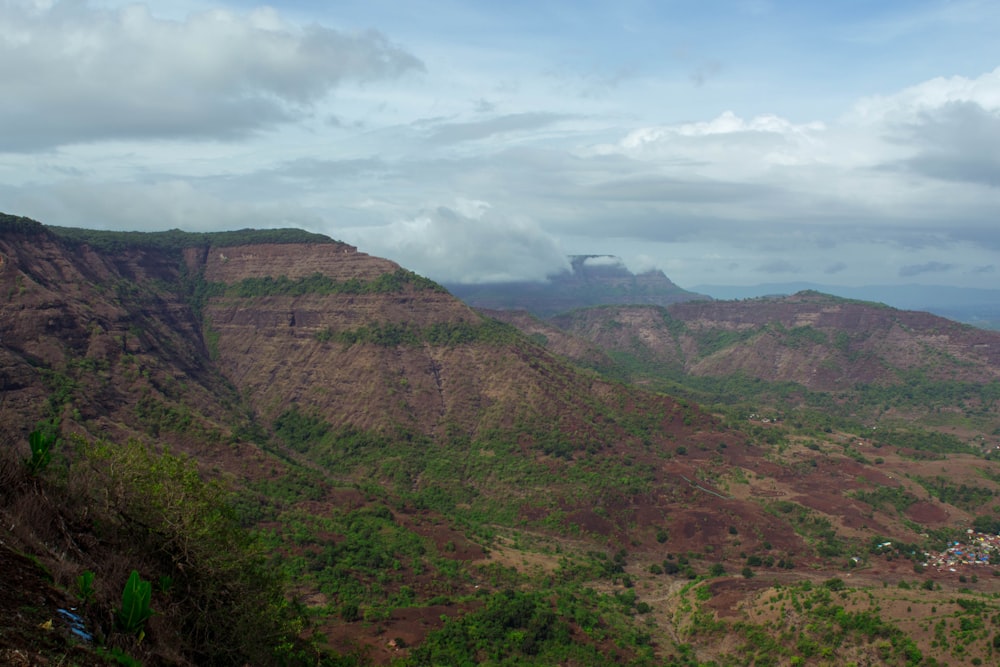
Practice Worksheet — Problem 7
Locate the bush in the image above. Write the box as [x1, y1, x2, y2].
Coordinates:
[70, 437, 311, 665]
[823, 578, 845, 591]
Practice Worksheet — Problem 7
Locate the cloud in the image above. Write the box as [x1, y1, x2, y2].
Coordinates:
[886, 101, 1000, 186]
[11, 179, 322, 232]
[585, 176, 776, 203]
[755, 259, 801, 275]
[825, 262, 848, 275]
[898, 261, 955, 278]
[424, 112, 572, 145]
[581, 256, 625, 268]
[620, 111, 825, 145]
[851, 66, 1000, 126]
[345, 200, 570, 283]
[631, 254, 662, 273]
[0, 1, 424, 151]
[267, 157, 389, 181]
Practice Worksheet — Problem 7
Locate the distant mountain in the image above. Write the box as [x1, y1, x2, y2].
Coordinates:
[487, 289, 1000, 434]
[446, 255, 710, 317]
[693, 282, 1000, 328]
[542, 291, 1000, 392]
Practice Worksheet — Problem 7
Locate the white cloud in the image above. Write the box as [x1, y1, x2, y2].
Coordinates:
[0, 1, 424, 151]
[849, 66, 1000, 125]
[3, 2, 1000, 292]
[581, 256, 624, 268]
[344, 202, 570, 283]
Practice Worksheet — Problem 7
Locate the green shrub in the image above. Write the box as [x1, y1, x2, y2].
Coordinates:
[71, 437, 309, 665]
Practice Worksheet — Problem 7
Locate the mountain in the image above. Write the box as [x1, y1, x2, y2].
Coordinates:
[547, 291, 1000, 388]
[5, 214, 1000, 666]
[445, 254, 710, 317]
[491, 291, 1000, 433]
[0, 215, 734, 664]
[694, 281, 1000, 329]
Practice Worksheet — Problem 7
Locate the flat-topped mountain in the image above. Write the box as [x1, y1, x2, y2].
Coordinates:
[446, 254, 710, 317]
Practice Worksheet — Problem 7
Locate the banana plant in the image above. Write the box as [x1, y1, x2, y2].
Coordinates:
[116, 570, 153, 637]
[25, 428, 55, 475]
[76, 570, 95, 605]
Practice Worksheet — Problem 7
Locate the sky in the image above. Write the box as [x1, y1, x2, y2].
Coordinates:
[3, 0, 1000, 290]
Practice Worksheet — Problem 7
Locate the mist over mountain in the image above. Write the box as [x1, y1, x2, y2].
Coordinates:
[446, 254, 710, 317]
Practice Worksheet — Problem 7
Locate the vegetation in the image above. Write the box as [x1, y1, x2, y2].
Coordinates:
[0, 433, 321, 665]
[116, 570, 154, 637]
[316, 318, 520, 347]
[212, 268, 445, 298]
[48, 225, 335, 253]
[914, 476, 996, 511]
[0, 212, 47, 235]
[406, 588, 648, 666]
[25, 428, 56, 475]
[9, 222, 1000, 665]
[849, 485, 919, 515]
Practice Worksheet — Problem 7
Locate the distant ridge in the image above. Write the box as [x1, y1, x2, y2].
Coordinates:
[446, 254, 710, 317]
[694, 281, 1000, 329]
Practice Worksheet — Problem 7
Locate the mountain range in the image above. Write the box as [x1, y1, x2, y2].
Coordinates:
[692, 282, 1000, 330]
[3, 212, 1000, 666]
[446, 257, 1000, 329]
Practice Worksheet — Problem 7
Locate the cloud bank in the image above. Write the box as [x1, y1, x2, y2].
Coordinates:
[3, 2, 1000, 289]
[0, 2, 423, 151]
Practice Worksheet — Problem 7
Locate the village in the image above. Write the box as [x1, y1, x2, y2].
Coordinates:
[921, 530, 1000, 572]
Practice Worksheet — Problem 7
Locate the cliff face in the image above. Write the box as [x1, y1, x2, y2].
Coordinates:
[0, 220, 703, 449]
[0, 224, 220, 441]
[198, 241, 395, 282]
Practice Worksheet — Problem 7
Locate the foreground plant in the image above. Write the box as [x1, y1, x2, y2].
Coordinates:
[116, 570, 153, 637]
[25, 428, 56, 475]
[76, 569, 95, 605]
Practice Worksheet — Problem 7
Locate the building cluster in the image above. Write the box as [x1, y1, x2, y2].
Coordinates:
[922, 530, 1000, 571]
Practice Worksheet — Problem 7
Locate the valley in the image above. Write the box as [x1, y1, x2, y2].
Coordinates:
[3, 213, 1000, 666]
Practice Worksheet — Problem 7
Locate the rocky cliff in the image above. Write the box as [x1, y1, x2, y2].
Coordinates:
[0, 216, 710, 450]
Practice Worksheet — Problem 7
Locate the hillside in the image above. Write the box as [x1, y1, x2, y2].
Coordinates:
[4, 215, 1000, 666]
[693, 281, 1000, 329]
[506, 292, 1000, 422]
